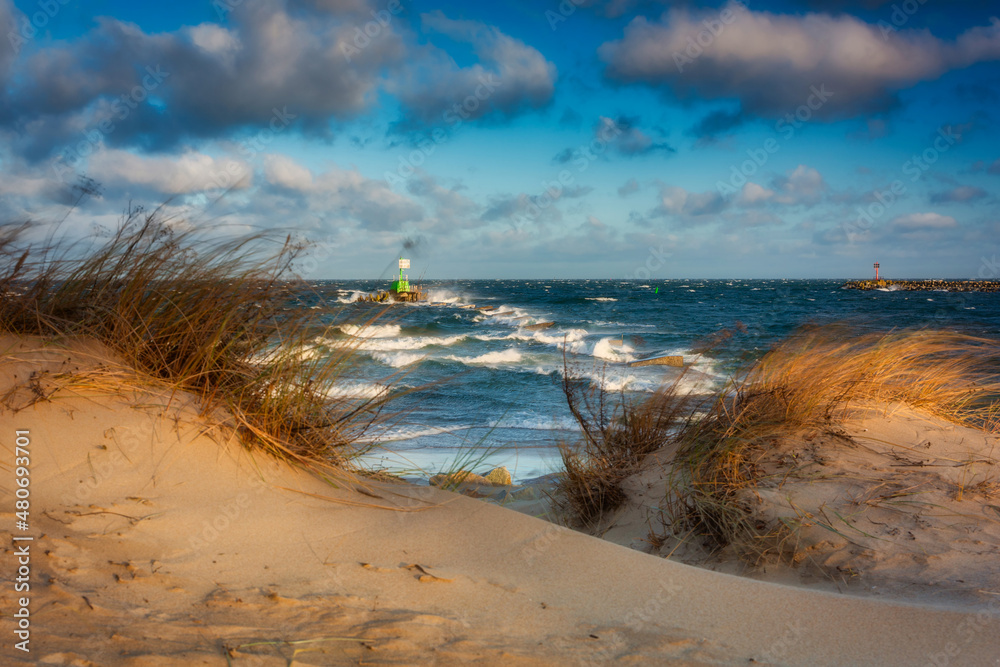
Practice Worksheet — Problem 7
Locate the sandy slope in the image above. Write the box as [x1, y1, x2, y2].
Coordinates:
[1, 336, 999, 666]
[593, 404, 1000, 611]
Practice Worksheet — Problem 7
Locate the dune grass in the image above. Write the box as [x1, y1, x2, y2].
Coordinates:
[556, 325, 1000, 554]
[0, 206, 400, 471]
[666, 325, 1000, 560]
[554, 356, 697, 527]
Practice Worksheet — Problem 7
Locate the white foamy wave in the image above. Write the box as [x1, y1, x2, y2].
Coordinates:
[673, 372, 717, 395]
[425, 289, 464, 304]
[335, 290, 368, 303]
[521, 327, 588, 346]
[444, 349, 523, 365]
[251, 343, 323, 365]
[551, 362, 653, 392]
[489, 307, 530, 322]
[379, 424, 472, 442]
[585, 297, 617, 301]
[474, 327, 589, 348]
[369, 351, 426, 367]
[487, 414, 579, 431]
[346, 333, 467, 351]
[325, 380, 389, 399]
[591, 337, 636, 362]
[589, 321, 657, 329]
[338, 324, 402, 338]
[579, 367, 648, 392]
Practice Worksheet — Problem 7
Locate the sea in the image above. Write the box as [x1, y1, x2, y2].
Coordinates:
[292, 279, 1000, 483]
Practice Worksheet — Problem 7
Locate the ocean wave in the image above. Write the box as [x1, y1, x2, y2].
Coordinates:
[378, 424, 472, 442]
[487, 414, 579, 431]
[443, 348, 523, 365]
[338, 323, 402, 338]
[335, 290, 367, 303]
[585, 297, 617, 301]
[251, 343, 323, 365]
[672, 371, 719, 395]
[586, 365, 718, 394]
[325, 380, 390, 399]
[319, 333, 468, 351]
[521, 327, 588, 346]
[583, 368, 646, 392]
[425, 288, 465, 304]
[591, 337, 636, 362]
[588, 321, 657, 329]
[473, 327, 589, 348]
[488, 307, 530, 321]
[369, 351, 426, 367]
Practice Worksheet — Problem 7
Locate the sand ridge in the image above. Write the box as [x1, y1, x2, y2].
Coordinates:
[593, 401, 1000, 613]
[1, 337, 999, 665]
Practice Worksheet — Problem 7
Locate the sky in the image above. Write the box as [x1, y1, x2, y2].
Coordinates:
[1, 0, 999, 279]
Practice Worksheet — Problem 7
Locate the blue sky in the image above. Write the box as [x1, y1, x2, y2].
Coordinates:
[1, 0, 998, 278]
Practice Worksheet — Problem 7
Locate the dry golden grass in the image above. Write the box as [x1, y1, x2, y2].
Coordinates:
[666, 325, 1000, 560]
[554, 356, 697, 527]
[0, 207, 401, 472]
[555, 325, 1000, 553]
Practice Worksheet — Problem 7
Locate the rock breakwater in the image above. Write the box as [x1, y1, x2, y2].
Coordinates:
[843, 279, 1000, 292]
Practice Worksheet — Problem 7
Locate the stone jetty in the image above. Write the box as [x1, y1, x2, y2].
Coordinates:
[628, 354, 684, 368]
[843, 279, 1000, 292]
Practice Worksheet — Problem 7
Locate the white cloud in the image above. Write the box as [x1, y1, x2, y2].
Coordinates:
[186, 24, 242, 71]
[262, 154, 423, 231]
[600, 3, 1000, 119]
[88, 149, 252, 194]
[772, 165, 826, 205]
[891, 212, 958, 230]
[264, 154, 314, 190]
[392, 11, 557, 124]
[739, 182, 775, 206]
[655, 184, 726, 217]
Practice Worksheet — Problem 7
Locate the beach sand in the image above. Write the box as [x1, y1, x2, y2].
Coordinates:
[2, 335, 999, 665]
[588, 403, 1000, 612]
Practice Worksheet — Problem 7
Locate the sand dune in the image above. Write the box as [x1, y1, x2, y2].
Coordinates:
[2, 336, 999, 665]
[595, 404, 1000, 610]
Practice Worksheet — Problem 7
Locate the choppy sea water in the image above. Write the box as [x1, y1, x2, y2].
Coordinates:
[290, 279, 1000, 483]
